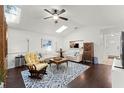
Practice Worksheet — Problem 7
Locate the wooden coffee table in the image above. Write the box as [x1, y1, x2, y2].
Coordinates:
[49, 58, 69, 69]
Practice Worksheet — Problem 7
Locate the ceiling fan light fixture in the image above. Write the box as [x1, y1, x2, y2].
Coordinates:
[44, 9, 68, 23]
[53, 14, 59, 20]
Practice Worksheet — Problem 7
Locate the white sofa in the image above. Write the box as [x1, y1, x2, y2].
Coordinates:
[64, 48, 83, 62]
[37, 48, 83, 62]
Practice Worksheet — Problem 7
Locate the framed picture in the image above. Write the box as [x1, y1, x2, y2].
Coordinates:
[41, 39, 52, 48]
[70, 41, 79, 48]
[69, 40, 83, 48]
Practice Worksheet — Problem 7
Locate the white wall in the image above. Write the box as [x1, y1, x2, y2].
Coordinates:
[8, 28, 62, 69]
[62, 27, 103, 64]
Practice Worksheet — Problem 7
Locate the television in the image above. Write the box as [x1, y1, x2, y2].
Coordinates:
[70, 41, 79, 48]
[74, 43, 79, 48]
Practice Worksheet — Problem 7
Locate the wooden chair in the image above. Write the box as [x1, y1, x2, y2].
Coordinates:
[25, 52, 48, 79]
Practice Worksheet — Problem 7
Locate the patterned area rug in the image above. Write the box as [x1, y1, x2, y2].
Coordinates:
[21, 62, 89, 88]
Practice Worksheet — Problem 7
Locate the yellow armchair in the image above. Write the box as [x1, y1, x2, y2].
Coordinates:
[25, 52, 48, 79]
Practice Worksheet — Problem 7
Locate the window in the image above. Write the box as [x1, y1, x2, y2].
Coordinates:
[4, 5, 21, 24]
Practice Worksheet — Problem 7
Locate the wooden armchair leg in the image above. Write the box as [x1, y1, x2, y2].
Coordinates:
[42, 67, 47, 75]
[28, 66, 48, 79]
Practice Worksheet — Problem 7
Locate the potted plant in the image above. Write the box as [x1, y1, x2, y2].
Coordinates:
[0, 61, 6, 88]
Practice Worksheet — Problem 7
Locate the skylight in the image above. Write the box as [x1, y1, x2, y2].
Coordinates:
[56, 25, 68, 33]
[4, 5, 21, 24]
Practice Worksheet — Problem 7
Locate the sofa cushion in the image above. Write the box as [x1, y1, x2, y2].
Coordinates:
[74, 52, 80, 56]
[35, 63, 48, 71]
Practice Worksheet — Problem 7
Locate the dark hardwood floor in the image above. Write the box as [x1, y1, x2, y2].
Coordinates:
[5, 63, 112, 88]
[5, 66, 27, 88]
[68, 64, 112, 88]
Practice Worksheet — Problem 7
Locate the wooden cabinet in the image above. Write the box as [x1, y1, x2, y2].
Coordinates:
[0, 5, 8, 73]
[83, 42, 94, 63]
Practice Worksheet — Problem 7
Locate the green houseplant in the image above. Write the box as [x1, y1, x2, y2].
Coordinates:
[0, 61, 6, 88]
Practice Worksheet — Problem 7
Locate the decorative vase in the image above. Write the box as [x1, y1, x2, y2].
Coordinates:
[0, 82, 4, 88]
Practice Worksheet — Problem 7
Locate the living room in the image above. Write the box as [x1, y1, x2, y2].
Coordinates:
[7, 6, 103, 69]
[1, 4, 124, 89]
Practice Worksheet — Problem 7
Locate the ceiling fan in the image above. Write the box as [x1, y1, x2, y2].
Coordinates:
[43, 9, 68, 23]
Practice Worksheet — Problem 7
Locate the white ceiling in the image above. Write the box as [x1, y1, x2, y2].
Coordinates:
[8, 5, 124, 36]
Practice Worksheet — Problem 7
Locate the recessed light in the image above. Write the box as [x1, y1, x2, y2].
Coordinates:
[111, 34, 114, 36]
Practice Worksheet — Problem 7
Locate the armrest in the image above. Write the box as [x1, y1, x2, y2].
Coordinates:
[76, 54, 83, 61]
[26, 63, 37, 71]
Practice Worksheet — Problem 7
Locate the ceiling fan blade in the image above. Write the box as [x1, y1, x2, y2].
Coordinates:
[58, 9, 66, 15]
[59, 16, 68, 21]
[43, 16, 53, 19]
[44, 9, 53, 15]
